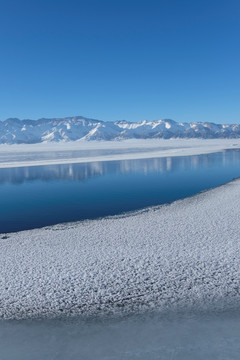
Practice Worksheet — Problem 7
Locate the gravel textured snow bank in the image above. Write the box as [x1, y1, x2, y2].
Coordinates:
[1, 138, 240, 168]
[1, 179, 240, 319]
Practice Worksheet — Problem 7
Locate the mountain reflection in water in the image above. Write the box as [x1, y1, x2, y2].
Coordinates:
[0, 149, 240, 233]
[1, 150, 240, 184]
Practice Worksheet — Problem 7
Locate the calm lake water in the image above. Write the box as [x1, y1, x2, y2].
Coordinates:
[1, 149, 240, 233]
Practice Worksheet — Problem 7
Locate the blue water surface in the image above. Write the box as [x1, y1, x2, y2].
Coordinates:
[1, 149, 240, 233]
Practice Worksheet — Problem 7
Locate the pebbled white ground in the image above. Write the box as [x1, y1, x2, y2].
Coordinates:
[1, 179, 240, 320]
[1, 138, 240, 168]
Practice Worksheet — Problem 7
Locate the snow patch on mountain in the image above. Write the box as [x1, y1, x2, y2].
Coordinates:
[1, 116, 240, 144]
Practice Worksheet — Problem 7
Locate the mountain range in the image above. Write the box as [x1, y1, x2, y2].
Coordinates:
[1, 116, 240, 144]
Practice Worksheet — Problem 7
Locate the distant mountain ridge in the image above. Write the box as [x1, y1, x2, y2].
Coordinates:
[1, 116, 240, 144]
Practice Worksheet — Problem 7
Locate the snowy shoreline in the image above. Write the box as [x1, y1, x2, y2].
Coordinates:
[1, 178, 240, 320]
[0, 138, 240, 168]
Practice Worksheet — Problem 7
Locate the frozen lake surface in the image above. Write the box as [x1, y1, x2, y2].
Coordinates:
[1, 149, 240, 233]
[1, 310, 240, 360]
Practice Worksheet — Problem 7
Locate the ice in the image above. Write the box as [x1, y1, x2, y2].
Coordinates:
[0, 138, 240, 168]
[0, 311, 240, 359]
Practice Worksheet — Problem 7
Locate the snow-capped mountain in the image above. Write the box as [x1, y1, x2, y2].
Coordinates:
[0, 116, 240, 144]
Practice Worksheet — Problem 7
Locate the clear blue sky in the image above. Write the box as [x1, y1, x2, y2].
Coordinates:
[0, 0, 240, 123]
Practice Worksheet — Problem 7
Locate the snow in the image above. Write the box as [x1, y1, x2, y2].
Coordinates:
[1, 179, 240, 320]
[1, 116, 240, 144]
[0, 138, 240, 168]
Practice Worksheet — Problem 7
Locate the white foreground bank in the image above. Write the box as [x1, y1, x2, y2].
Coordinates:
[1, 178, 240, 319]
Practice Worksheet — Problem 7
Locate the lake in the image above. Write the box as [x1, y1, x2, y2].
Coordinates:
[1, 149, 240, 359]
[1, 149, 240, 233]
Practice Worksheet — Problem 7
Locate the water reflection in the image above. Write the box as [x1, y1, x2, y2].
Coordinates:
[1, 149, 240, 233]
[0, 150, 240, 185]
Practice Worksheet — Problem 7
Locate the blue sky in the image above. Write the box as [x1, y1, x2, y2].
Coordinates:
[0, 0, 240, 123]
